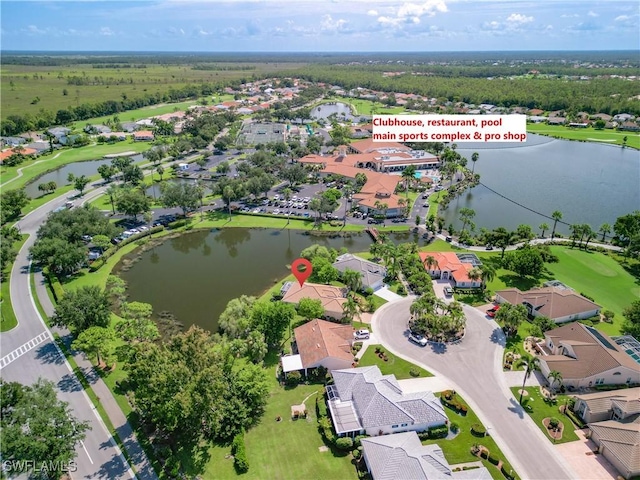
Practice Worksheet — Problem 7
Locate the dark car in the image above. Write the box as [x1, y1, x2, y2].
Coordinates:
[486, 244, 494, 250]
[445, 236, 452, 242]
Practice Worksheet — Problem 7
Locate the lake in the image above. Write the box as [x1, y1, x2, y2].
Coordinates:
[310, 102, 358, 122]
[24, 154, 144, 198]
[441, 135, 639, 235]
[116, 228, 421, 332]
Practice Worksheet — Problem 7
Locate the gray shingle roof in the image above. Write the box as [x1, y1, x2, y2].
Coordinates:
[332, 366, 447, 430]
[333, 253, 386, 289]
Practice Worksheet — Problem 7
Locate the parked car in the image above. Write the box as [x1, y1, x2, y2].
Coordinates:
[443, 286, 454, 297]
[487, 305, 500, 317]
[409, 333, 428, 346]
[445, 236, 452, 242]
[354, 329, 370, 340]
[485, 244, 494, 250]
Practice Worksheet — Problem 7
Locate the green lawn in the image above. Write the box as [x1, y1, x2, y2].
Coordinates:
[1, 141, 150, 188]
[423, 392, 519, 480]
[200, 363, 356, 480]
[330, 96, 407, 116]
[359, 344, 432, 379]
[527, 123, 640, 150]
[510, 387, 579, 444]
[196, 210, 365, 232]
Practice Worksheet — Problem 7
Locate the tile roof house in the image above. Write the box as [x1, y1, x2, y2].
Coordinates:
[332, 253, 386, 291]
[418, 252, 482, 289]
[583, 408, 640, 480]
[536, 323, 640, 389]
[0, 147, 37, 163]
[362, 431, 492, 480]
[293, 319, 354, 372]
[496, 286, 601, 323]
[133, 130, 155, 141]
[573, 387, 640, 423]
[326, 366, 447, 437]
[281, 281, 347, 320]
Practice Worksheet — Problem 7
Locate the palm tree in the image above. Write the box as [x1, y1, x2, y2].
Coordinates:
[106, 184, 118, 215]
[471, 152, 479, 174]
[569, 224, 582, 248]
[398, 197, 407, 219]
[401, 165, 417, 196]
[599, 223, 611, 243]
[539, 223, 549, 238]
[582, 224, 595, 250]
[422, 255, 437, 274]
[551, 210, 563, 239]
[342, 269, 363, 293]
[479, 264, 496, 289]
[459, 207, 476, 236]
[517, 354, 540, 405]
[156, 165, 164, 182]
[467, 268, 482, 286]
[342, 293, 361, 325]
[547, 370, 563, 393]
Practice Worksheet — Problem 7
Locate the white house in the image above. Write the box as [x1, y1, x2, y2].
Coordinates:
[326, 366, 447, 437]
[332, 253, 386, 291]
[418, 251, 483, 289]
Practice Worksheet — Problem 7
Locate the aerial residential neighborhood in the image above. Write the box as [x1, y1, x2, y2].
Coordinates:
[1, 2, 639, 480]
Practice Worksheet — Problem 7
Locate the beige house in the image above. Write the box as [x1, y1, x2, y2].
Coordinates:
[573, 388, 640, 423]
[293, 319, 354, 372]
[496, 286, 600, 323]
[589, 418, 640, 479]
[281, 281, 347, 320]
[537, 323, 640, 389]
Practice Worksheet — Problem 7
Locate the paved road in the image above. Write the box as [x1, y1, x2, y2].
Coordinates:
[372, 298, 578, 480]
[2, 192, 135, 479]
[436, 233, 623, 253]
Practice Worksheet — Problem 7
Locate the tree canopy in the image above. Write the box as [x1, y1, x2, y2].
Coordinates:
[52, 285, 111, 333]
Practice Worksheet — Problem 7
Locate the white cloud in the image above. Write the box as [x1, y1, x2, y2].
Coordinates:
[376, 1, 448, 29]
[615, 15, 630, 21]
[100, 27, 115, 36]
[587, 10, 598, 17]
[560, 14, 579, 18]
[320, 14, 349, 33]
[506, 13, 534, 24]
[27, 25, 46, 35]
[367, 9, 378, 16]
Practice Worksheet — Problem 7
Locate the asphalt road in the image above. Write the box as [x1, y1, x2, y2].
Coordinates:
[372, 297, 578, 480]
[1, 189, 135, 479]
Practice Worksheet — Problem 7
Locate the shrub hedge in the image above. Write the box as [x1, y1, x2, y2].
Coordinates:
[43, 267, 65, 302]
[232, 430, 249, 473]
[335, 437, 353, 450]
[471, 423, 486, 437]
[440, 390, 468, 415]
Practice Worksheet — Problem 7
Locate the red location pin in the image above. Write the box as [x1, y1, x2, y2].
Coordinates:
[291, 258, 313, 287]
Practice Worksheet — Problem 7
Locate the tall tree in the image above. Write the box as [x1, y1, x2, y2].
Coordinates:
[516, 355, 540, 405]
[52, 285, 111, 333]
[471, 151, 479, 174]
[297, 297, 324, 321]
[341, 268, 363, 293]
[621, 300, 640, 338]
[250, 301, 296, 347]
[115, 187, 150, 220]
[341, 293, 362, 324]
[495, 303, 528, 337]
[550, 210, 563, 239]
[71, 326, 116, 366]
[159, 181, 203, 217]
[0, 188, 29, 224]
[539, 223, 549, 238]
[73, 175, 91, 196]
[547, 370, 563, 393]
[458, 207, 476, 236]
[0, 379, 90, 479]
[598, 223, 611, 243]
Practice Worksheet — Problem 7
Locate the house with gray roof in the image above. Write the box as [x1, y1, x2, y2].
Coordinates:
[327, 366, 447, 437]
[332, 253, 386, 291]
[573, 387, 640, 424]
[362, 431, 492, 480]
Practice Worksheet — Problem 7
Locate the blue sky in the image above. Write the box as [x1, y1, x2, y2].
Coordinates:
[2, 1, 638, 52]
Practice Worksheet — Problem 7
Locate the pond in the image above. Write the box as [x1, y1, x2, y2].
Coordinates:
[310, 102, 357, 122]
[116, 227, 421, 332]
[441, 135, 639, 235]
[24, 154, 144, 198]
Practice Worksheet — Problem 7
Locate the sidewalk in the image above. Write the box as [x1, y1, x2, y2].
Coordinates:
[34, 270, 158, 480]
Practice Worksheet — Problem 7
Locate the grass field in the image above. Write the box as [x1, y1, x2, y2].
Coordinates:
[527, 123, 640, 150]
[1, 62, 306, 120]
[359, 344, 432, 378]
[330, 96, 407, 116]
[0, 235, 28, 332]
[1, 141, 150, 188]
[510, 387, 579, 444]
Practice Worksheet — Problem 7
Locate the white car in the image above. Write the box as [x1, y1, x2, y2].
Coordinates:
[409, 333, 428, 346]
[273, 209, 281, 215]
[354, 329, 370, 340]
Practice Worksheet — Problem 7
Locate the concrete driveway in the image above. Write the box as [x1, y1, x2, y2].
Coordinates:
[555, 429, 618, 480]
[372, 297, 578, 480]
[432, 278, 454, 303]
[373, 286, 402, 302]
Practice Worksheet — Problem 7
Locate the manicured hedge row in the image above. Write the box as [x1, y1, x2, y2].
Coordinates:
[43, 266, 65, 302]
[232, 430, 249, 473]
[440, 390, 468, 415]
[89, 226, 163, 272]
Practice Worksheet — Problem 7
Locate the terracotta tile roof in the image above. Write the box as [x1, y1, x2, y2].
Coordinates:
[496, 287, 600, 320]
[349, 138, 411, 154]
[294, 319, 353, 368]
[542, 323, 639, 380]
[0, 147, 37, 162]
[418, 251, 475, 283]
[133, 130, 154, 139]
[281, 281, 347, 319]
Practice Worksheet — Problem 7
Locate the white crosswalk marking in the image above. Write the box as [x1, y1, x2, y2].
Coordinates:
[0, 331, 52, 370]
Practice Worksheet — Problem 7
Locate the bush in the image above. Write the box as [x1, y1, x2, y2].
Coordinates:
[353, 435, 368, 448]
[450, 422, 459, 433]
[488, 455, 500, 466]
[409, 367, 421, 377]
[335, 437, 353, 450]
[548, 417, 560, 429]
[316, 395, 328, 418]
[285, 370, 302, 386]
[471, 423, 486, 437]
[352, 449, 361, 459]
[427, 425, 449, 439]
[232, 430, 249, 473]
[501, 465, 516, 480]
[440, 392, 468, 415]
[44, 267, 65, 303]
[396, 284, 406, 295]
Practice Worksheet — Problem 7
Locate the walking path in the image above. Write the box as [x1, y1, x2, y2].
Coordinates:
[0, 151, 64, 188]
[435, 233, 623, 252]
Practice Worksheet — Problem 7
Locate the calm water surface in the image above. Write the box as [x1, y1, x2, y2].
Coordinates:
[116, 228, 421, 332]
[442, 135, 639, 235]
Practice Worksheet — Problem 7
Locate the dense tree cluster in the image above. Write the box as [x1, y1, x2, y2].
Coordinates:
[0, 189, 29, 225]
[30, 206, 120, 275]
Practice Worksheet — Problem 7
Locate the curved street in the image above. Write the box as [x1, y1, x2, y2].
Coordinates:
[372, 297, 578, 480]
[2, 181, 156, 479]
